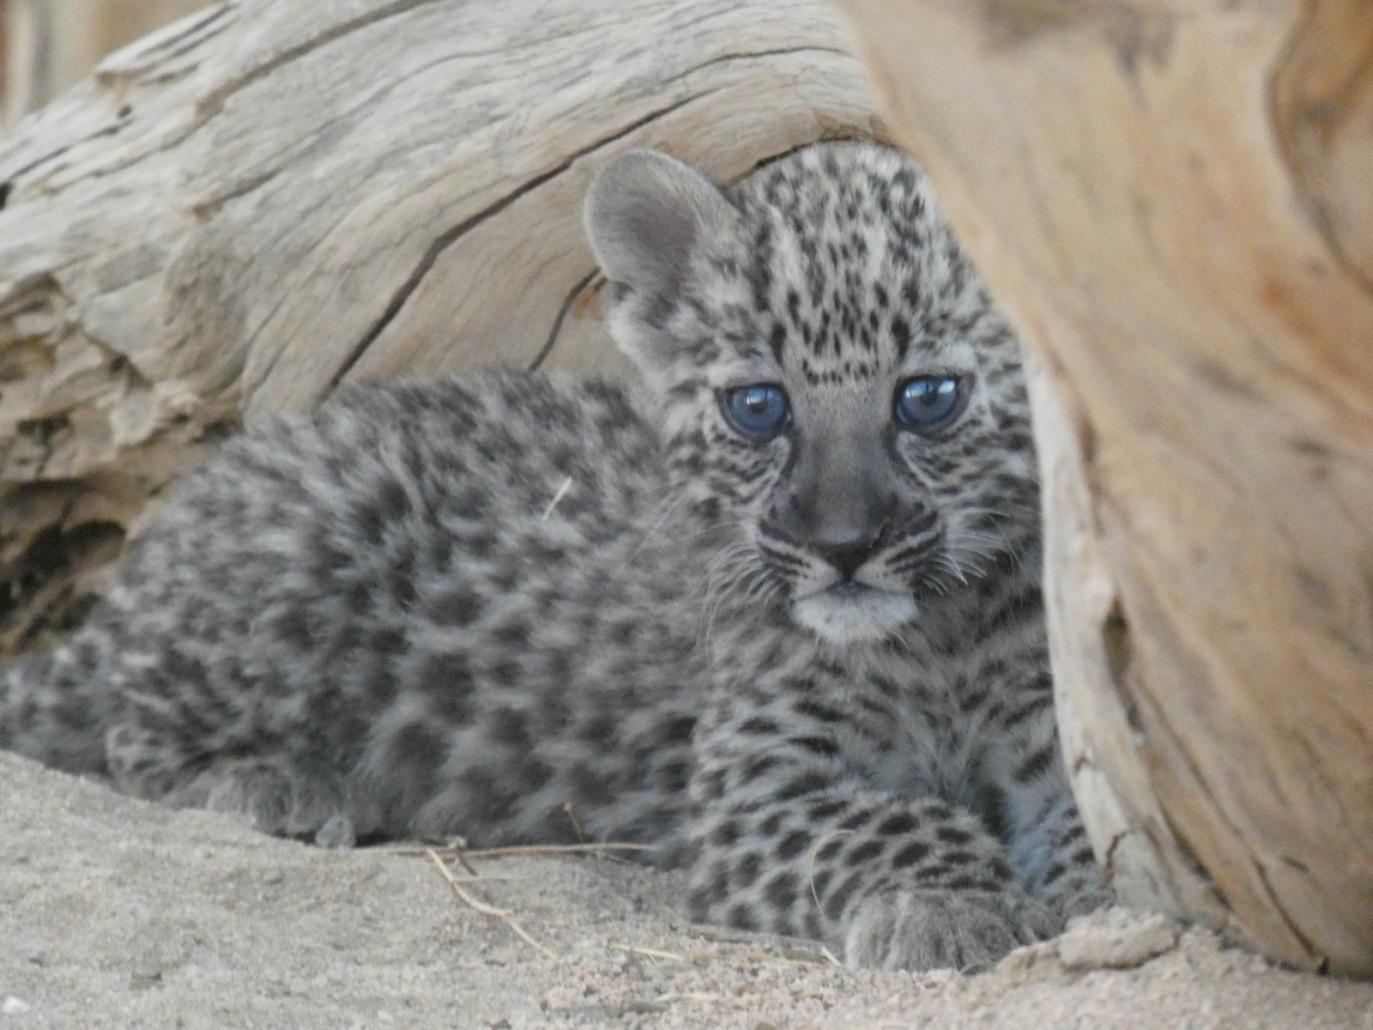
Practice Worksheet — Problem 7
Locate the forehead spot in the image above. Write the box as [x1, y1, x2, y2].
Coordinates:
[798, 354, 880, 387]
[708, 144, 997, 387]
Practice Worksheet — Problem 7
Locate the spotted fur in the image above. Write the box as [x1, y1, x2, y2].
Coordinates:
[0, 142, 1106, 969]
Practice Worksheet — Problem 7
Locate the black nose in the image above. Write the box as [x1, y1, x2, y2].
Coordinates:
[813, 535, 881, 579]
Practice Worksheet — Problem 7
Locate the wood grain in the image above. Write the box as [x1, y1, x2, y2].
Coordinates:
[0, 0, 879, 653]
[840, 0, 1373, 975]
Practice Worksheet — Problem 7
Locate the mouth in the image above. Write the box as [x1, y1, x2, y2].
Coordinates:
[798, 579, 895, 602]
[827, 581, 870, 598]
[791, 581, 919, 645]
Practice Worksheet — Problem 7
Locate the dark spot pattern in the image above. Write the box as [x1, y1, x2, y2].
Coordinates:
[0, 143, 1103, 977]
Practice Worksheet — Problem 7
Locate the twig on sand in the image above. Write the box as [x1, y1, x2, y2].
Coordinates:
[687, 924, 847, 971]
[653, 992, 722, 1006]
[451, 847, 481, 877]
[426, 848, 556, 960]
[386, 842, 659, 860]
[459, 841, 659, 862]
[608, 942, 687, 963]
[817, 946, 846, 971]
[445, 874, 533, 884]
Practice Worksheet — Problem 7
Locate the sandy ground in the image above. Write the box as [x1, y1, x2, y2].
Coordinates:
[2, 751, 1371, 1029]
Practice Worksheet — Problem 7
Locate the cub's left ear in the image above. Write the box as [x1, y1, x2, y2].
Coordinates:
[583, 149, 737, 309]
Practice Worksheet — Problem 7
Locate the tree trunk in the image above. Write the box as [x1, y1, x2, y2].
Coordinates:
[0, 0, 879, 653]
[840, 0, 1373, 976]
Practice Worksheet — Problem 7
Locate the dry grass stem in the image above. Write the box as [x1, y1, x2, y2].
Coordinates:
[425, 848, 556, 960]
[451, 848, 481, 877]
[654, 992, 723, 1005]
[687, 923, 848, 972]
[563, 801, 589, 845]
[446, 874, 533, 884]
[387, 842, 659, 860]
[607, 942, 687, 963]
[806, 829, 854, 910]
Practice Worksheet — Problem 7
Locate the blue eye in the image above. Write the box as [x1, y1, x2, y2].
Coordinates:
[721, 384, 790, 440]
[895, 375, 966, 432]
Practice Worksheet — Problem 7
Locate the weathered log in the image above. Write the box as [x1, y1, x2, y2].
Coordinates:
[0, 0, 879, 653]
[840, 0, 1373, 975]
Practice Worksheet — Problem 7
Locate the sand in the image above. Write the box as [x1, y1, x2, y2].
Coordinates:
[2, 750, 1370, 1028]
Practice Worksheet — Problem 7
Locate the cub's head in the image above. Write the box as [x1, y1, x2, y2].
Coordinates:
[584, 143, 1037, 646]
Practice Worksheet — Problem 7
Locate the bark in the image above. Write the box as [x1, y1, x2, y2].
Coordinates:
[840, 0, 1373, 976]
[0, 0, 879, 652]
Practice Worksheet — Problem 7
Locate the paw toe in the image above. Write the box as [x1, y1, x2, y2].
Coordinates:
[313, 814, 358, 849]
[846, 889, 1059, 972]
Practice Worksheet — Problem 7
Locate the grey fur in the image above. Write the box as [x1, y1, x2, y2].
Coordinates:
[1, 142, 1107, 970]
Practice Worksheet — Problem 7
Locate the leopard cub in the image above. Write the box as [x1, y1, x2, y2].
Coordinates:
[1, 142, 1106, 970]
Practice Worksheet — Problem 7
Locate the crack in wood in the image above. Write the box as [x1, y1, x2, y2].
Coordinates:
[190, 165, 287, 222]
[324, 88, 722, 392]
[528, 271, 598, 372]
[1101, 826, 1128, 879]
[324, 43, 854, 390]
[690, 44, 850, 75]
[193, 0, 449, 122]
[525, 117, 862, 375]
[123, 4, 236, 72]
[3, 123, 126, 183]
[1251, 856, 1323, 968]
[191, 41, 521, 220]
[1100, 596, 1139, 734]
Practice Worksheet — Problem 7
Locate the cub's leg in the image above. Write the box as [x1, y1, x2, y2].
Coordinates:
[994, 727, 1112, 920]
[105, 716, 372, 847]
[685, 687, 1059, 971]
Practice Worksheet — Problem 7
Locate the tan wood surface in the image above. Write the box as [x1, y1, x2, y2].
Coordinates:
[0, 0, 880, 653]
[840, 0, 1373, 976]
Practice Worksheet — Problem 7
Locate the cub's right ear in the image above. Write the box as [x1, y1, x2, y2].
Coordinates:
[583, 149, 737, 309]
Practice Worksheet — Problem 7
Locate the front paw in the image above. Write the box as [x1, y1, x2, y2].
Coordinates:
[844, 888, 1061, 971]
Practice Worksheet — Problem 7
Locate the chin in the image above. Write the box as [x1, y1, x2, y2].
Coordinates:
[792, 588, 918, 646]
